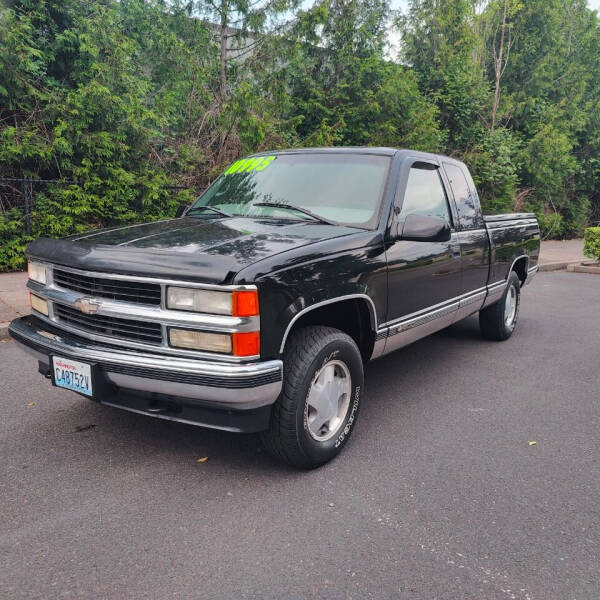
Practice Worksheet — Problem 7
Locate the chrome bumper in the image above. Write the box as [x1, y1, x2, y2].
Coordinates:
[9, 316, 282, 411]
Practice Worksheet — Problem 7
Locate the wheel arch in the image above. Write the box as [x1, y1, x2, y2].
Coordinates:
[279, 295, 377, 361]
[509, 254, 529, 285]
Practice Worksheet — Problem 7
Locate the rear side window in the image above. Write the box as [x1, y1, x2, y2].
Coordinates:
[443, 163, 483, 229]
[400, 165, 451, 222]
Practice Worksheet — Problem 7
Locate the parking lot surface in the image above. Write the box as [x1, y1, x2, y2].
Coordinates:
[1, 272, 598, 599]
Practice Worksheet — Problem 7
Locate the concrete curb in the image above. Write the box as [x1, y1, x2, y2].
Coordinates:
[539, 261, 571, 272]
[567, 262, 600, 274]
[0, 321, 10, 341]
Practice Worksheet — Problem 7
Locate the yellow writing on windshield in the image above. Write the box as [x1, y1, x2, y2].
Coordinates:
[224, 155, 276, 175]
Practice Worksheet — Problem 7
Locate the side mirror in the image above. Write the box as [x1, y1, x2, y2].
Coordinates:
[175, 204, 191, 218]
[400, 213, 451, 242]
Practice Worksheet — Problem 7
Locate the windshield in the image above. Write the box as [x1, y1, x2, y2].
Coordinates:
[189, 153, 391, 229]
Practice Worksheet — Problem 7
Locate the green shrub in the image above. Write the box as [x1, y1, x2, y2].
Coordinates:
[0, 185, 193, 272]
[538, 212, 564, 239]
[583, 227, 600, 262]
[0, 210, 33, 272]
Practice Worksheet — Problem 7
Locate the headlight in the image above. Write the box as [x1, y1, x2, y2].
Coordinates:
[169, 328, 232, 353]
[167, 287, 232, 315]
[28, 261, 47, 285]
[166, 287, 259, 317]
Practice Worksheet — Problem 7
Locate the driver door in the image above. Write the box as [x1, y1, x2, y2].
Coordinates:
[383, 159, 462, 353]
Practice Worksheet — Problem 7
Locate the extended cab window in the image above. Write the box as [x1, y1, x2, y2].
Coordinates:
[400, 164, 451, 222]
[190, 153, 391, 229]
[443, 163, 482, 229]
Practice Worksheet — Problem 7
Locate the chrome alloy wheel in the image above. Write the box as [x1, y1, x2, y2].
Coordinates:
[305, 360, 352, 442]
[504, 283, 517, 328]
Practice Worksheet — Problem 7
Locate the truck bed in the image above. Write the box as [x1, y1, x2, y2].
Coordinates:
[484, 213, 540, 283]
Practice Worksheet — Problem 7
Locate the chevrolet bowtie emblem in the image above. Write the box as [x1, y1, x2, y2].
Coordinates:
[73, 297, 102, 315]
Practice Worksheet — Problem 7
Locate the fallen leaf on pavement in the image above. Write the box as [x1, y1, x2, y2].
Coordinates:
[528, 441, 537, 446]
[27, 402, 35, 406]
[196, 457, 208, 463]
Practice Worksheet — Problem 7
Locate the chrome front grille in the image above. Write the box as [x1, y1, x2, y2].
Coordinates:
[26, 262, 260, 361]
[55, 304, 163, 345]
[53, 268, 162, 306]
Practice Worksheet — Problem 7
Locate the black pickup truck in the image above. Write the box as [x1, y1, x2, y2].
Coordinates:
[10, 148, 540, 468]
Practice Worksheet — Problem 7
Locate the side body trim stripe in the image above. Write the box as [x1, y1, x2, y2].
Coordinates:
[376, 281, 507, 344]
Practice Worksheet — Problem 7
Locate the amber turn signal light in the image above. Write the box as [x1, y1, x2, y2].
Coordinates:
[232, 331, 260, 356]
[232, 290, 259, 317]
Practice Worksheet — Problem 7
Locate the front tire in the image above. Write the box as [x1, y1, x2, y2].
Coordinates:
[479, 271, 521, 341]
[261, 326, 364, 469]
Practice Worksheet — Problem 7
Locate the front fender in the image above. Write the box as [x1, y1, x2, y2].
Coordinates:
[250, 244, 387, 359]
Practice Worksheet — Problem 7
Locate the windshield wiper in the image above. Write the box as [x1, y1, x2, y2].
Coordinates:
[253, 202, 337, 226]
[186, 205, 232, 218]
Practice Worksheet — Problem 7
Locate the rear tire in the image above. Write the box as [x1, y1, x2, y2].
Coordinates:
[479, 271, 521, 341]
[261, 326, 364, 469]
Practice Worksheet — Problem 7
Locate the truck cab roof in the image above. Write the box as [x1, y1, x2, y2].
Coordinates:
[249, 146, 468, 167]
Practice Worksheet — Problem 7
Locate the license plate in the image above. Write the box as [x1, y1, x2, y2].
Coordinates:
[52, 356, 93, 396]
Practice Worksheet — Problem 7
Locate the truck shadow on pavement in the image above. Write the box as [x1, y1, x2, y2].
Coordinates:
[360, 315, 493, 436]
[13, 314, 489, 473]
[364, 314, 482, 382]
[49, 397, 291, 472]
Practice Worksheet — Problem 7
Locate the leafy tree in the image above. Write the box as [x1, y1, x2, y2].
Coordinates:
[487, 0, 598, 233]
[1, 0, 599, 271]
[284, 0, 444, 150]
[401, 0, 599, 231]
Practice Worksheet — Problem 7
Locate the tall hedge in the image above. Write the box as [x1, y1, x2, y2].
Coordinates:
[583, 227, 600, 262]
[1, 0, 599, 271]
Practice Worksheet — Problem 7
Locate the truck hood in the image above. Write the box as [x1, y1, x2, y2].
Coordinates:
[27, 216, 363, 284]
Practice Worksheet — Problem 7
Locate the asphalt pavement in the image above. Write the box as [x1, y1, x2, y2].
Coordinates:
[1, 271, 599, 600]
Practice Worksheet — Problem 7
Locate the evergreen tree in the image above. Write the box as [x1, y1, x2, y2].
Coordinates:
[0, 0, 599, 270]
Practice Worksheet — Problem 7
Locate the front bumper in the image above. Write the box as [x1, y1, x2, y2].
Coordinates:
[9, 316, 283, 432]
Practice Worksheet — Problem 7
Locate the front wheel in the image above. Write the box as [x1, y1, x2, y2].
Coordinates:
[261, 326, 364, 469]
[479, 271, 521, 341]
